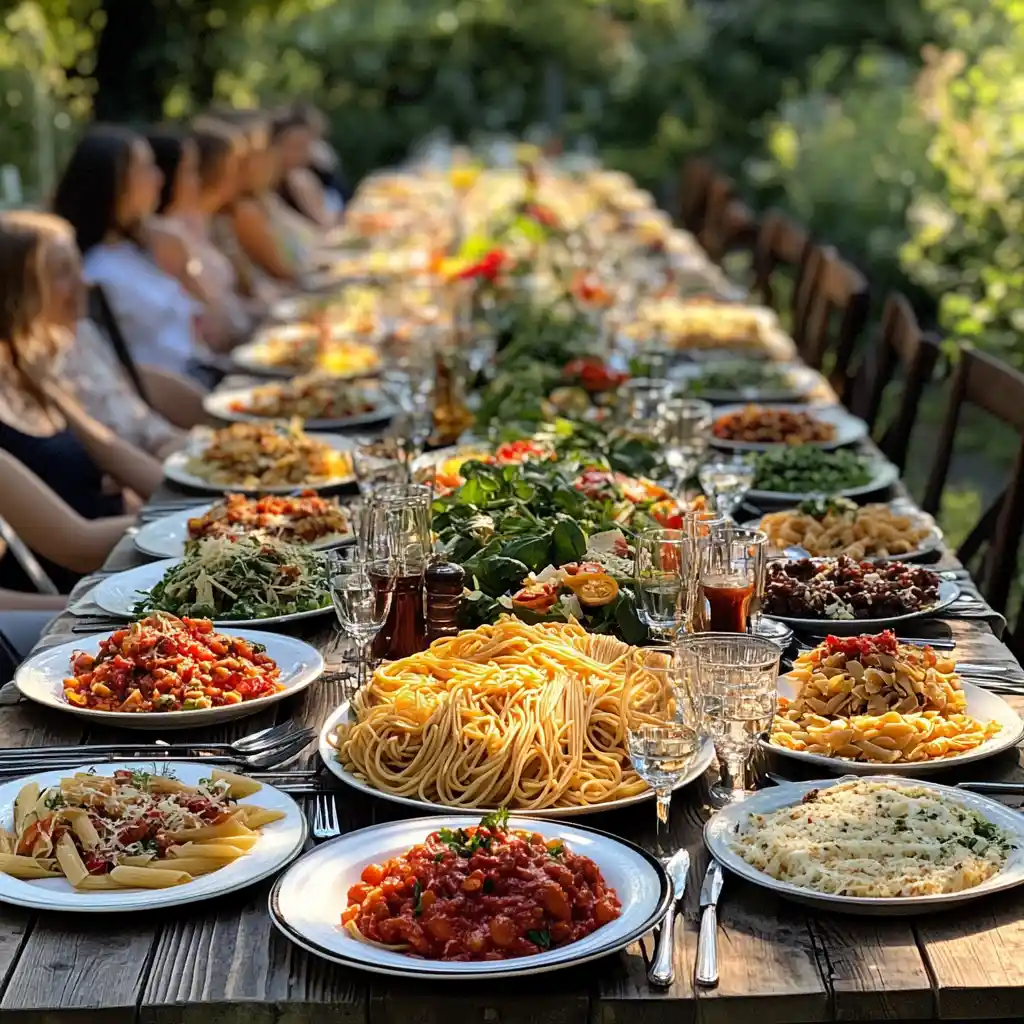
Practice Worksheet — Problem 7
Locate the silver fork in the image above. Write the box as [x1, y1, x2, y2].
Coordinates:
[312, 792, 341, 840]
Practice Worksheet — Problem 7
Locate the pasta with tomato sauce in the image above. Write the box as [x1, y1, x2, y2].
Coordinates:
[342, 811, 621, 961]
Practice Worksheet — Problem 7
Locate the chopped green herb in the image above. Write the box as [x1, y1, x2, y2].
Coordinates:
[433, 851, 446, 863]
[547, 841, 564, 860]
[526, 929, 551, 950]
[412, 879, 424, 917]
[483, 877, 496, 894]
[43, 791, 65, 811]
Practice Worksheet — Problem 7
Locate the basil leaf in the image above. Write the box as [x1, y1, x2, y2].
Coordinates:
[552, 518, 587, 565]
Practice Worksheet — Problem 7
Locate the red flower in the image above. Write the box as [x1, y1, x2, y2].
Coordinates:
[455, 249, 507, 282]
[525, 203, 559, 229]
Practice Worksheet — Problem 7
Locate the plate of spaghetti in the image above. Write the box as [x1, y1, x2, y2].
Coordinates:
[0, 762, 305, 912]
[268, 811, 670, 977]
[319, 619, 715, 816]
[15, 614, 323, 729]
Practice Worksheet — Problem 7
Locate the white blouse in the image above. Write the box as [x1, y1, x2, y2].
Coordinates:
[82, 242, 202, 374]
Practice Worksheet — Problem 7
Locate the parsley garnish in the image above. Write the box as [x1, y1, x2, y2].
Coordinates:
[43, 792, 65, 811]
[483, 877, 495, 894]
[129, 769, 152, 790]
[548, 842, 564, 860]
[412, 879, 424, 917]
[892, 817, 909, 833]
[480, 807, 510, 832]
[527, 929, 551, 950]
[433, 851, 445, 863]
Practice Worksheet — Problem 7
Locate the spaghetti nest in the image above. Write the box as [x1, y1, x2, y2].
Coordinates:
[330, 619, 657, 810]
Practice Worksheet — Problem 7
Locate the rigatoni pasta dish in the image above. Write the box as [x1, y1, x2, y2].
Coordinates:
[770, 631, 1001, 763]
[0, 769, 284, 890]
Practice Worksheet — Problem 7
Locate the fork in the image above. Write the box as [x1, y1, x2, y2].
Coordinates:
[312, 792, 341, 840]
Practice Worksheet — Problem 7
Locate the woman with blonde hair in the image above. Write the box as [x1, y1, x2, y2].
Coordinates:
[0, 210, 163, 600]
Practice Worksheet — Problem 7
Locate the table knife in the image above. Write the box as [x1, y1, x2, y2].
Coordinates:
[695, 861, 724, 987]
[648, 848, 690, 988]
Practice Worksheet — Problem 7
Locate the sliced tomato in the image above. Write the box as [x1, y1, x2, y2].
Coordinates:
[562, 572, 619, 607]
[511, 582, 560, 613]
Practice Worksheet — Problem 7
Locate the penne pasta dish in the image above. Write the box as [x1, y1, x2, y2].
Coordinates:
[0, 769, 285, 891]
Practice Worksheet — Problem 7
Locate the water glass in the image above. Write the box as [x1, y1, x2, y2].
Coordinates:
[624, 646, 705, 850]
[658, 398, 713, 487]
[620, 378, 670, 426]
[329, 556, 396, 693]
[698, 457, 756, 519]
[370, 483, 434, 573]
[677, 632, 780, 808]
[697, 526, 768, 634]
[351, 437, 407, 496]
[634, 529, 692, 641]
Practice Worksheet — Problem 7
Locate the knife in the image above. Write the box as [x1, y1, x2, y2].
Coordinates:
[647, 849, 690, 988]
[695, 861, 724, 987]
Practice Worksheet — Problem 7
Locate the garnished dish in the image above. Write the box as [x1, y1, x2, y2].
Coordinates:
[235, 331, 381, 377]
[763, 557, 941, 622]
[188, 492, 351, 546]
[220, 373, 390, 425]
[631, 298, 790, 357]
[713, 406, 836, 445]
[131, 535, 331, 622]
[770, 632, 1002, 764]
[325, 619, 711, 813]
[751, 446, 876, 496]
[0, 769, 284, 890]
[729, 779, 1011, 897]
[676, 361, 818, 402]
[62, 614, 282, 712]
[757, 498, 936, 559]
[176, 422, 353, 491]
[341, 809, 621, 960]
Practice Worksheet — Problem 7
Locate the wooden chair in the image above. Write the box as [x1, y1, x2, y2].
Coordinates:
[696, 174, 758, 264]
[752, 210, 811, 314]
[847, 292, 942, 473]
[676, 157, 714, 235]
[791, 244, 871, 398]
[921, 347, 1024, 629]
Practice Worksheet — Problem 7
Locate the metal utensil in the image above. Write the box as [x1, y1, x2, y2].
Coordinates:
[312, 792, 342, 839]
[695, 861, 724, 987]
[648, 848, 691, 988]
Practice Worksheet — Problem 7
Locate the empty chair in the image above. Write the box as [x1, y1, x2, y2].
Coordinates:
[848, 292, 942, 473]
[752, 210, 811, 315]
[676, 157, 715, 235]
[921, 347, 1024, 629]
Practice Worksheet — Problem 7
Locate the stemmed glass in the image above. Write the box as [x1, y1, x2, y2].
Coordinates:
[624, 646, 705, 852]
[329, 553, 396, 695]
[677, 632, 781, 809]
[698, 457, 756, 520]
[634, 529, 691, 641]
[657, 398, 713, 489]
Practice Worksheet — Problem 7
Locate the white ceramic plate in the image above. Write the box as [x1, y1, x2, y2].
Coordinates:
[133, 504, 354, 560]
[269, 815, 670, 977]
[764, 578, 960, 635]
[203, 385, 397, 432]
[748, 457, 901, 506]
[705, 775, 1024, 915]
[710, 404, 867, 452]
[317, 702, 716, 818]
[15, 630, 324, 731]
[163, 433, 355, 495]
[741, 502, 943, 563]
[89, 560, 334, 628]
[232, 327, 380, 379]
[669, 362, 822, 403]
[764, 677, 1024, 775]
[0, 761, 305, 912]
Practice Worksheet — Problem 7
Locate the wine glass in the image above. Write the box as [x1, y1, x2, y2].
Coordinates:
[634, 529, 691, 641]
[619, 378, 670, 427]
[624, 646, 705, 852]
[698, 457, 756, 520]
[677, 632, 780, 809]
[658, 398, 713, 488]
[697, 526, 768, 634]
[329, 555, 396, 694]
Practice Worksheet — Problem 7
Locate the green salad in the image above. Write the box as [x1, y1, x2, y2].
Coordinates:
[687, 361, 794, 396]
[134, 534, 331, 620]
[752, 446, 873, 494]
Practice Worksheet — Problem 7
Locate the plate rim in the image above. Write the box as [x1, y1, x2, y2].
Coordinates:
[317, 701, 716, 818]
[0, 760, 307, 913]
[231, 338, 381, 380]
[267, 813, 671, 978]
[704, 774, 1024, 913]
[670, 362, 820, 403]
[763, 677, 1024, 775]
[203, 385, 397, 432]
[747, 458, 900, 504]
[710, 403, 867, 452]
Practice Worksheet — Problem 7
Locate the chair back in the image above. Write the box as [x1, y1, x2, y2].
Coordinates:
[677, 158, 714, 235]
[921, 346, 1024, 618]
[752, 211, 811, 314]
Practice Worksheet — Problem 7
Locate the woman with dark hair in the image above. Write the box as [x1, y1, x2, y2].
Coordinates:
[53, 126, 201, 374]
[288, 103, 347, 222]
[273, 109, 336, 228]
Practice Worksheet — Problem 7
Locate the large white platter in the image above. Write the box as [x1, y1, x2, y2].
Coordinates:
[764, 578, 960, 635]
[0, 761, 305, 913]
[133, 503, 354, 560]
[669, 362, 823, 403]
[748, 457, 901, 505]
[705, 775, 1024, 915]
[203, 385, 397, 432]
[764, 677, 1024, 775]
[16, 629, 324, 731]
[163, 433, 355, 495]
[89, 560, 334, 628]
[710, 403, 868, 452]
[318, 701, 716, 818]
[269, 815, 670, 978]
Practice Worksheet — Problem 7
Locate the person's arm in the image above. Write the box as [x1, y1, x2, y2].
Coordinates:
[0, 452, 136, 574]
[286, 168, 336, 228]
[148, 223, 211, 305]
[39, 381, 164, 499]
[233, 200, 297, 282]
[137, 365, 211, 430]
[0, 589, 68, 611]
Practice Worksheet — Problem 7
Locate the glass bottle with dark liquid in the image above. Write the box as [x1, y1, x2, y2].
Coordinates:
[702, 574, 755, 633]
[371, 567, 427, 660]
[425, 560, 465, 643]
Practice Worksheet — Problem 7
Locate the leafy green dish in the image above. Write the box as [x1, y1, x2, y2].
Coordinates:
[134, 534, 331, 621]
[752, 446, 874, 494]
[687, 361, 796, 396]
